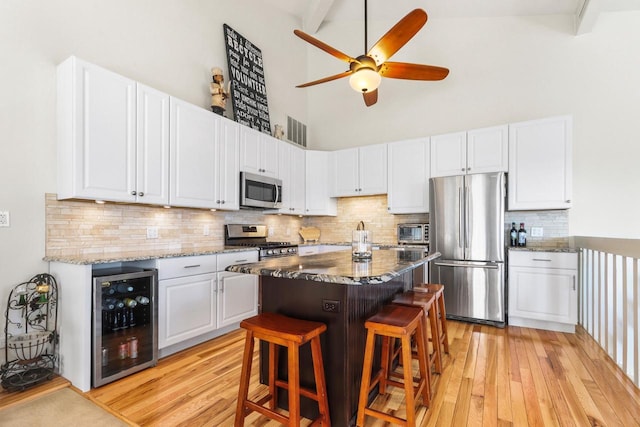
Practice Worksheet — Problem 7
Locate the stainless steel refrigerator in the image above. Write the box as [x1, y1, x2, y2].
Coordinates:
[429, 172, 506, 327]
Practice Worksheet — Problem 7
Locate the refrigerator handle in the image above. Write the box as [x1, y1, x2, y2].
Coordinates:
[434, 262, 500, 269]
[458, 187, 464, 248]
[465, 184, 470, 250]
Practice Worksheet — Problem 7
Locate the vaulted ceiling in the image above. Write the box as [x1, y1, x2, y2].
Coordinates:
[263, 0, 640, 35]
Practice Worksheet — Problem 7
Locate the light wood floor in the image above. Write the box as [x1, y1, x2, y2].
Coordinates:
[4, 321, 640, 426]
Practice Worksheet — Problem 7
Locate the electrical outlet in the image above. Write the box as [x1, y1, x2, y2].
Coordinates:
[0, 211, 9, 227]
[531, 227, 544, 237]
[146, 226, 159, 239]
[203, 224, 210, 236]
[268, 227, 274, 237]
[322, 299, 341, 313]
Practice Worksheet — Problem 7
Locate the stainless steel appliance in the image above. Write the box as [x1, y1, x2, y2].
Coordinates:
[92, 267, 158, 387]
[240, 172, 282, 209]
[225, 224, 298, 259]
[429, 172, 505, 327]
[397, 223, 429, 245]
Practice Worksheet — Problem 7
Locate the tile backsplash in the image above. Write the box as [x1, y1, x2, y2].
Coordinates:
[45, 194, 302, 258]
[505, 210, 569, 247]
[304, 195, 428, 244]
[45, 193, 568, 258]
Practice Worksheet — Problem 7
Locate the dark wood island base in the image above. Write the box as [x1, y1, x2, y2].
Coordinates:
[260, 273, 411, 426]
[227, 248, 441, 426]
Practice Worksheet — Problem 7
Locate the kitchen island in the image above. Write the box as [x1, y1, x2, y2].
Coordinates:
[227, 248, 440, 427]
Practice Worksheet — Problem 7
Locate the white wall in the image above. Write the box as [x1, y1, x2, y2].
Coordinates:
[304, 12, 640, 239]
[0, 0, 306, 297]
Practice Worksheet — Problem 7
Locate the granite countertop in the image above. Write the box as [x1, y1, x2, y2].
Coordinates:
[226, 248, 441, 285]
[508, 246, 579, 253]
[44, 246, 258, 265]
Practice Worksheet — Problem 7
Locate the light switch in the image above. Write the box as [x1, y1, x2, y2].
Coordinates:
[0, 211, 9, 227]
[530, 227, 543, 237]
[146, 226, 159, 239]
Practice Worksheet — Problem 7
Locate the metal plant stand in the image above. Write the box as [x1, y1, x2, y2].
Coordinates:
[1, 273, 59, 392]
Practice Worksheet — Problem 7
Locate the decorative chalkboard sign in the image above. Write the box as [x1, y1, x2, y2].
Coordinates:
[223, 24, 271, 134]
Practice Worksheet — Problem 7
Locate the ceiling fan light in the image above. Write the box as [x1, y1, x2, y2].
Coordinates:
[349, 68, 381, 93]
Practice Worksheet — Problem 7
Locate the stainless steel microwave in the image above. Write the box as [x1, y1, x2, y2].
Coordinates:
[240, 172, 282, 209]
[397, 223, 429, 245]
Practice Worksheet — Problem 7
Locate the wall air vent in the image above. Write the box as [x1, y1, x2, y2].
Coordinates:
[287, 116, 307, 147]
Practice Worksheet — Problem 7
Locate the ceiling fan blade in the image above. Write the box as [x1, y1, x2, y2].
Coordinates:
[294, 29, 355, 64]
[367, 9, 428, 66]
[363, 89, 378, 107]
[379, 62, 449, 80]
[296, 70, 353, 88]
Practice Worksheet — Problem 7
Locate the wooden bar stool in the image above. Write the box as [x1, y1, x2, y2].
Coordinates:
[414, 284, 450, 356]
[392, 291, 442, 375]
[235, 312, 330, 427]
[357, 304, 429, 427]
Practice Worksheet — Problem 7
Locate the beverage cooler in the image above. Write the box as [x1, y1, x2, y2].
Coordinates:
[92, 267, 158, 387]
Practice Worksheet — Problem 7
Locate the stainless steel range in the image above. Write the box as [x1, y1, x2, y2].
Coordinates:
[225, 224, 298, 260]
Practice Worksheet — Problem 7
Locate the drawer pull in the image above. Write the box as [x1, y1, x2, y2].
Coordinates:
[234, 259, 249, 263]
[532, 258, 552, 262]
[183, 264, 201, 269]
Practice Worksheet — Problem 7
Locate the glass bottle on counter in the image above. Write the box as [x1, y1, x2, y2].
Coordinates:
[510, 222, 518, 247]
[518, 223, 527, 247]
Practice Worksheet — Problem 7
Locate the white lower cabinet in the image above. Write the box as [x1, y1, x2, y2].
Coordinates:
[299, 245, 350, 256]
[216, 252, 259, 328]
[158, 272, 217, 349]
[217, 271, 258, 328]
[508, 250, 578, 333]
[157, 251, 258, 352]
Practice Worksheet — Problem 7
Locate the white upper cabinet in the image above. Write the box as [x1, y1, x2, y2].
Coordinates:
[508, 116, 572, 210]
[57, 56, 140, 203]
[387, 137, 430, 214]
[136, 84, 170, 205]
[305, 150, 337, 216]
[467, 125, 509, 174]
[276, 143, 306, 215]
[169, 97, 218, 209]
[430, 125, 508, 177]
[216, 118, 240, 210]
[429, 132, 466, 177]
[332, 144, 387, 197]
[239, 127, 279, 178]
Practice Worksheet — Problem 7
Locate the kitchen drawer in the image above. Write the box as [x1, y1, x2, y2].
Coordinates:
[217, 251, 258, 271]
[508, 251, 577, 269]
[299, 246, 320, 256]
[157, 255, 218, 280]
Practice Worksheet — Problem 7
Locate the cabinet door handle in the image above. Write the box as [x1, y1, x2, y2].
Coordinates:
[183, 264, 201, 269]
[532, 258, 552, 262]
[131, 191, 137, 195]
[573, 275, 576, 291]
[220, 283, 224, 293]
[138, 192, 144, 197]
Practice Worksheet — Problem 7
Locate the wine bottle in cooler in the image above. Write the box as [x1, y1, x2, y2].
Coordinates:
[116, 283, 134, 293]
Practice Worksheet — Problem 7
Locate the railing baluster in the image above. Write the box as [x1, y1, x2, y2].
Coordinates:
[578, 246, 640, 389]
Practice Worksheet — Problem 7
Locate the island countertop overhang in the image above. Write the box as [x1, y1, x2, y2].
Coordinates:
[226, 248, 441, 285]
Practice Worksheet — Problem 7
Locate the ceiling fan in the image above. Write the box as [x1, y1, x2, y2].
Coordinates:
[293, 1, 449, 107]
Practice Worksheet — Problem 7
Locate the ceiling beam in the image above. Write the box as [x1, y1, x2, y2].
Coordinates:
[576, 0, 602, 35]
[302, 0, 335, 34]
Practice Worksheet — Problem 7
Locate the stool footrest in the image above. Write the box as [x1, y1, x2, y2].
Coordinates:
[364, 407, 411, 426]
[245, 400, 289, 425]
[274, 379, 321, 402]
